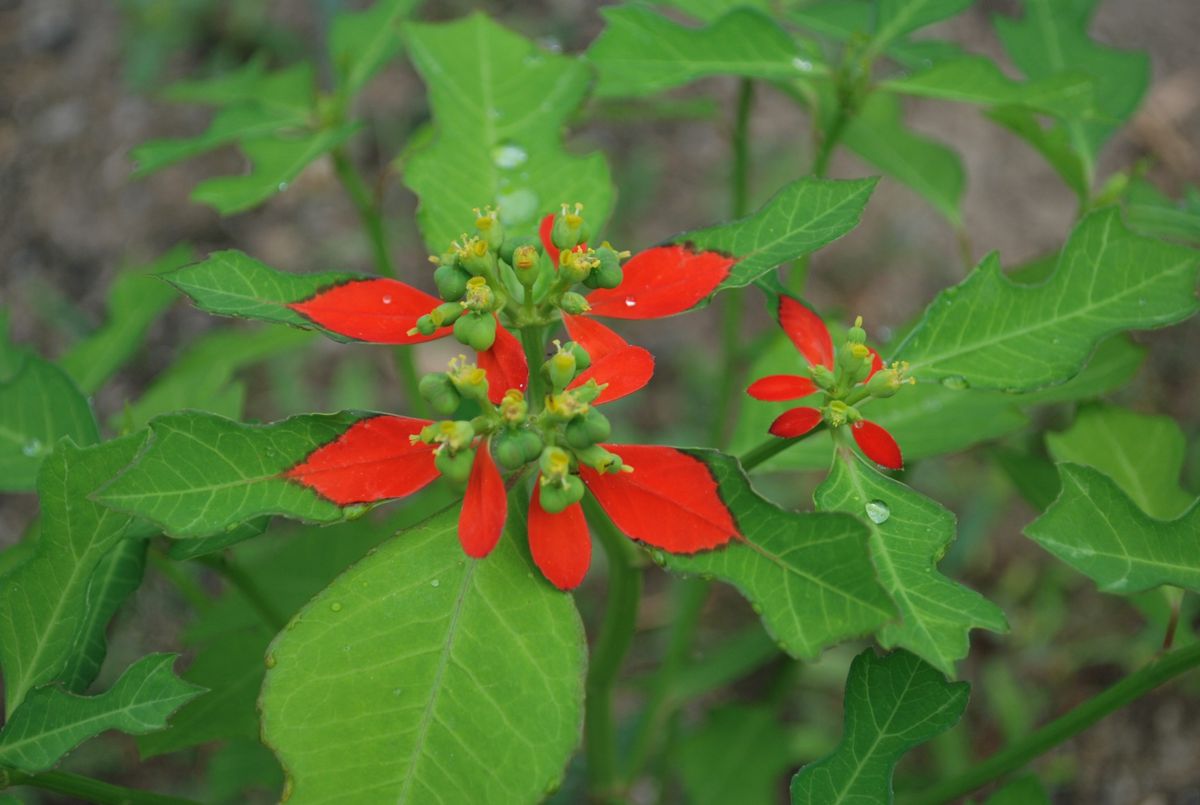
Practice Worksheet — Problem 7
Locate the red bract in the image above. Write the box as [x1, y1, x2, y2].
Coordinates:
[748, 296, 903, 470]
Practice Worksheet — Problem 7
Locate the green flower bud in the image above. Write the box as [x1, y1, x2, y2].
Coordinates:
[433, 419, 475, 452]
[517, 429, 545, 463]
[539, 445, 573, 482]
[847, 315, 867, 346]
[435, 445, 475, 484]
[565, 409, 610, 448]
[559, 292, 590, 316]
[434, 262, 471, 301]
[447, 356, 490, 402]
[864, 361, 914, 399]
[551, 203, 587, 251]
[574, 444, 623, 474]
[462, 276, 495, 312]
[498, 389, 528, 425]
[824, 400, 861, 428]
[474, 206, 504, 252]
[562, 341, 591, 372]
[456, 235, 495, 276]
[545, 341, 577, 392]
[539, 474, 585, 514]
[414, 314, 438, 336]
[492, 431, 529, 471]
[809, 364, 836, 391]
[511, 245, 541, 287]
[559, 248, 598, 285]
[499, 234, 540, 267]
[567, 379, 604, 405]
[419, 374, 461, 416]
[429, 301, 463, 328]
[590, 245, 627, 289]
[453, 311, 497, 351]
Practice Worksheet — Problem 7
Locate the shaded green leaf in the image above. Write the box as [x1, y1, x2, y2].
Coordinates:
[260, 502, 585, 803]
[96, 411, 365, 537]
[0, 435, 146, 716]
[667, 451, 897, 659]
[678, 706, 799, 805]
[162, 59, 311, 109]
[587, 7, 817, 99]
[1124, 178, 1200, 245]
[165, 518, 271, 562]
[403, 14, 613, 252]
[681, 177, 877, 293]
[58, 245, 193, 393]
[791, 0, 974, 53]
[815, 448, 1007, 675]
[0, 350, 97, 492]
[790, 649, 969, 803]
[1047, 404, 1192, 520]
[883, 56, 1093, 117]
[893, 208, 1199, 391]
[986, 105, 1088, 200]
[331, 0, 419, 96]
[651, 0, 771, 23]
[133, 104, 311, 176]
[0, 654, 204, 773]
[1026, 464, 1200, 594]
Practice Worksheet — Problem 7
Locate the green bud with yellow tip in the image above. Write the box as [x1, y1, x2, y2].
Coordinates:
[498, 389, 528, 425]
[435, 445, 475, 484]
[560, 292, 590, 316]
[434, 262, 471, 300]
[865, 361, 914, 399]
[847, 315, 867, 346]
[453, 311, 497, 351]
[456, 236, 494, 276]
[430, 302, 463, 328]
[562, 341, 591, 372]
[433, 419, 475, 452]
[574, 444, 623, 474]
[560, 248, 598, 285]
[539, 474, 585, 514]
[810, 364, 836, 391]
[551, 203, 587, 251]
[474, 206, 504, 252]
[586, 245, 626, 289]
[500, 234, 540, 267]
[414, 315, 438, 336]
[462, 276, 495, 312]
[539, 445, 573, 482]
[568, 379, 604, 405]
[824, 400, 861, 428]
[545, 342, 577, 391]
[511, 245, 541, 287]
[419, 374, 461, 416]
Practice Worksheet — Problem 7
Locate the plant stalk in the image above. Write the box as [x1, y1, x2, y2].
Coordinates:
[0, 768, 200, 805]
[739, 426, 826, 472]
[582, 495, 643, 803]
[906, 641, 1200, 805]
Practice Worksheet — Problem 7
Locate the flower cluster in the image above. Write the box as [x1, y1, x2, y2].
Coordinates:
[747, 296, 911, 469]
[284, 205, 741, 589]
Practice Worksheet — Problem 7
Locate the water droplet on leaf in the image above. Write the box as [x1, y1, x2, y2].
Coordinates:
[330, 602, 343, 612]
[491, 142, 528, 170]
[496, 189, 538, 226]
[941, 375, 969, 390]
[430, 579, 440, 588]
[792, 57, 814, 72]
[865, 499, 891, 524]
[21, 439, 42, 457]
[265, 654, 277, 669]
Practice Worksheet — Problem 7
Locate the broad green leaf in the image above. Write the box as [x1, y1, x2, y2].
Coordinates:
[58, 245, 193, 393]
[667, 451, 897, 659]
[994, 0, 1149, 182]
[1026, 464, 1200, 594]
[1014, 333, 1144, 404]
[1047, 404, 1192, 520]
[123, 324, 313, 430]
[96, 411, 362, 537]
[0, 349, 98, 492]
[677, 706, 799, 805]
[893, 208, 1200, 391]
[790, 649, 969, 804]
[165, 250, 360, 335]
[403, 14, 613, 252]
[815, 448, 1007, 675]
[260, 503, 585, 804]
[0, 435, 146, 717]
[191, 126, 358, 215]
[986, 105, 1088, 200]
[0, 654, 204, 773]
[882, 56, 1093, 117]
[587, 7, 818, 99]
[331, 0, 419, 96]
[680, 177, 877, 293]
[842, 92, 964, 225]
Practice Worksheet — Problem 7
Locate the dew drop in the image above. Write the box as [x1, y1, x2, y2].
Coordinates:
[277, 182, 289, 192]
[330, 601, 343, 612]
[496, 188, 539, 226]
[792, 57, 814, 72]
[430, 579, 440, 588]
[381, 295, 393, 305]
[941, 375, 969, 390]
[392, 687, 404, 696]
[623, 296, 637, 308]
[491, 142, 528, 170]
[865, 499, 891, 524]
[1138, 298, 1147, 307]
[264, 653, 277, 669]
[21, 438, 42, 457]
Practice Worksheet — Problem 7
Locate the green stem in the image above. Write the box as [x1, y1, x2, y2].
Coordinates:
[739, 426, 826, 472]
[520, 325, 548, 403]
[198, 555, 287, 633]
[906, 642, 1200, 805]
[582, 495, 643, 803]
[622, 577, 709, 780]
[0, 768, 199, 805]
[331, 147, 393, 278]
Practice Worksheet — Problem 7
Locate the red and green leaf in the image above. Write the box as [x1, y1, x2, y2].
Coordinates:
[289, 278, 444, 345]
[585, 245, 735, 320]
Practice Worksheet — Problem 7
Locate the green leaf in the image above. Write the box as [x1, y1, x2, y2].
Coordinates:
[403, 14, 613, 252]
[893, 208, 1200, 391]
[1124, 177, 1200, 245]
[790, 649, 969, 804]
[994, 0, 1149, 180]
[680, 177, 877, 293]
[260, 503, 585, 803]
[132, 105, 312, 176]
[123, 324, 313, 431]
[815, 448, 1007, 675]
[0, 654, 204, 773]
[882, 56, 1093, 117]
[96, 411, 362, 537]
[842, 92, 965, 225]
[667, 451, 896, 659]
[1026, 464, 1200, 594]
[165, 518, 271, 562]
[0, 349, 98, 492]
[1047, 404, 1192, 520]
[986, 105, 1088, 200]
[162, 59, 312, 109]
[191, 126, 358, 216]
[331, 0, 420, 96]
[677, 706, 800, 805]
[165, 250, 360, 335]
[58, 245, 193, 393]
[0, 435, 147, 717]
[650, 0, 772, 23]
[791, 0, 974, 52]
[587, 7, 817, 99]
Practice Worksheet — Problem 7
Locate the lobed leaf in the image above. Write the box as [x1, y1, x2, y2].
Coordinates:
[1026, 464, 1200, 595]
[0, 654, 204, 773]
[790, 649, 969, 804]
[260, 502, 585, 804]
[893, 208, 1199, 391]
[404, 14, 613, 253]
[815, 448, 1007, 676]
[667, 451, 897, 659]
[883, 56, 1093, 117]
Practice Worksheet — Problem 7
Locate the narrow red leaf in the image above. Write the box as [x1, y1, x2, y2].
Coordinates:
[539, 213, 560, 265]
[289, 279, 444, 344]
[477, 322, 529, 404]
[285, 415, 438, 505]
[747, 374, 817, 401]
[562, 315, 628, 362]
[458, 441, 507, 558]
[769, 407, 823, 438]
[584, 245, 735, 320]
[570, 346, 655, 405]
[581, 445, 737, 553]
[528, 482, 591, 590]
[778, 296, 834, 369]
[852, 420, 903, 469]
